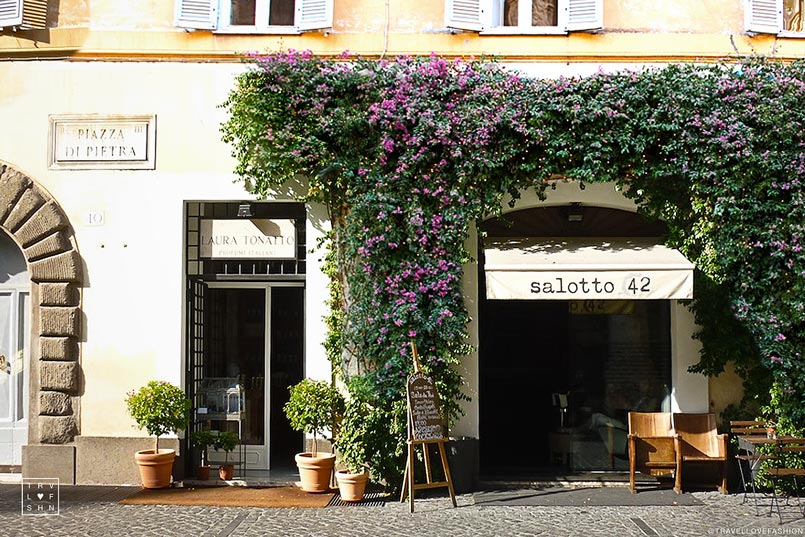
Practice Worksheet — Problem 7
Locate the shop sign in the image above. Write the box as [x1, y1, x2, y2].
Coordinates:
[485, 269, 693, 300]
[49, 115, 156, 170]
[483, 237, 694, 301]
[406, 373, 447, 442]
[199, 218, 296, 260]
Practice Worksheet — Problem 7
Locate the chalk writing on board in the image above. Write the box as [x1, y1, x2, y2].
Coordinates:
[407, 373, 447, 441]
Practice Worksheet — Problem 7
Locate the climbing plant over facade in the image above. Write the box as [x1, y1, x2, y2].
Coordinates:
[221, 52, 805, 485]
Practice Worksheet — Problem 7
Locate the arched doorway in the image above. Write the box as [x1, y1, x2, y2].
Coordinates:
[477, 205, 684, 478]
[0, 231, 30, 465]
[0, 163, 82, 477]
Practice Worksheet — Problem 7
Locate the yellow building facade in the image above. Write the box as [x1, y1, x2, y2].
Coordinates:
[0, 0, 798, 484]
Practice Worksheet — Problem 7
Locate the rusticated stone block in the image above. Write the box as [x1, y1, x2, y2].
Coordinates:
[14, 201, 69, 247]
[38, 415, 77, 444]
[25, 232, 71, 262]
[40, 391, 72, 415]
[3, 188, 45, 232]
[29, 250, 82, 283]
[40, 361, 79, 392]
[40, 307, 80, 337]
[39, 282, 79, 307]
[0, 168, 31, 224]
[40, 336, 77, 361]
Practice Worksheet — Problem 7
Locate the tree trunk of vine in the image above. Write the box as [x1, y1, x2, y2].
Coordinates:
[329, 201, 364, 380]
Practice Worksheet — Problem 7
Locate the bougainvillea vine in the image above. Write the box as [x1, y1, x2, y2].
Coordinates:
[221, 52, 805, 486]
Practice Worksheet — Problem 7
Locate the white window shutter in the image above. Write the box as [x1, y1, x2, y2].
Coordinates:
[0, 0, 46, 29]
[565, 0, 602, 32]
[0, 0, 22, 27]
[446, 0, 483, 32]
[176, 0, 218, 30]
[297, 0, 332, 31]
[745, 0, 782, 34]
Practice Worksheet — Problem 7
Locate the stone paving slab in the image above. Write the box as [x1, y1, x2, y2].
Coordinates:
[473, 486, 702, 506]
[0, 484, 802, 536]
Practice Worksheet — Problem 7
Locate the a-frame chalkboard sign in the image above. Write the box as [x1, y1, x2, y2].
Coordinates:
[400, 341, 457, 512]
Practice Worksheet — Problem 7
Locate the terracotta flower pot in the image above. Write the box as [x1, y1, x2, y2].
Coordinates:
[295, 452, 336, 493]
[134, 449, 176, 489]
[335, 470, 369, 502]
[195, 465, 211, 480]
[219, 464, 235, 480]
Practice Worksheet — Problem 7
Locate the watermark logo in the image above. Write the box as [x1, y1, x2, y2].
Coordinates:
[21, 478, 59, 516]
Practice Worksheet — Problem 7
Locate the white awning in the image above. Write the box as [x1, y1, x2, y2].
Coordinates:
[484, 237, 694, 300]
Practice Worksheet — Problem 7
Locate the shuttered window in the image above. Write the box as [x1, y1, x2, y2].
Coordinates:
[445, 0, 483, 31]
[746, 0, 783, 33]
[176, 0, 218, 30]
[745, 0, 805, 33]
[566, 0, 602, 32]
[297, 0, 331, 31]
[446, 0, 601, 33]
[0, 0, 47, 29]
[176, 0, 332, 32]
[0, 0, 21, 27]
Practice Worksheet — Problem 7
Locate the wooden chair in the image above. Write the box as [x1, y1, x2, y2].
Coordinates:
[674, 413, 728, 494]
[768, 437, 805, 523]
[729, 420, 767, 438]
[730, 420, 773, 511]
[627, 412, 679, 493]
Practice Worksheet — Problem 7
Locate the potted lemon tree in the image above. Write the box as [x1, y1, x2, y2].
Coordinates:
[190, 430, 216, 480]
[284, 378, 345, 493]
[334, 399, 372, 502]
[125, 380, 192, 489]
[213, 430, 240, 480]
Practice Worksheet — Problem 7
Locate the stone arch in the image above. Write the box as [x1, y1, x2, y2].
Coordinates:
[0, 163, 81, 446]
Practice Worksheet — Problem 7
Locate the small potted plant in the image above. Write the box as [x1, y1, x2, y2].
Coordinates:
[334, 399, 372, 502]
[125, 380, 192, 489]
[190, 430, 217, 480]
[284, 378, 345, 493]
[214, 430, 240, 480]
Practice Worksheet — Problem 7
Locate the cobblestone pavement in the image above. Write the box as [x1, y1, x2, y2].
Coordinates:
[1, 484, 804, 537]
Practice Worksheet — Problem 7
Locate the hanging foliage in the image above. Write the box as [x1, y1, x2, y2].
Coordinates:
[221, 52, 805, 486]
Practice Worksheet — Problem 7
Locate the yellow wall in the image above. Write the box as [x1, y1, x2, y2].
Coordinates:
[53, 0, 744, 33]
[709, 362, 745, 425]
[3, 0, 805, 61]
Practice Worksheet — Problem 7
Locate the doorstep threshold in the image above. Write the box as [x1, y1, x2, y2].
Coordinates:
[0, 473, 21, 484]
[479, 471, 663, 489]
[179, 477, 300, 488]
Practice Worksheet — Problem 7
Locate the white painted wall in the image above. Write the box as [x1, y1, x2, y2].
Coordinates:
[670, 301, 709, 413]
[1, 61, 280, 439]
[304, 201, 333, 382]
[454, 226, 480, 438]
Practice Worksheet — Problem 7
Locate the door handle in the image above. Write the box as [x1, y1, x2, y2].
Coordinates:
[0, 355, 7, 373]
